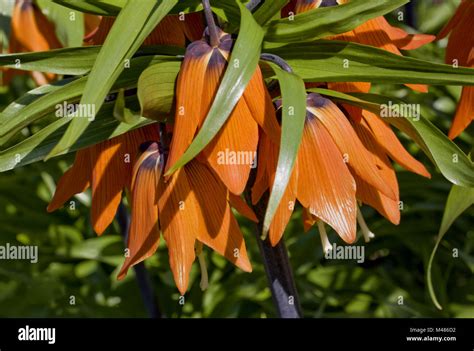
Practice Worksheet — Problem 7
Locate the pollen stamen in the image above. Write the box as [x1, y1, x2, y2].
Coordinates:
[317, 221, 333, 255]
[195, 242, 209, 291]
[357, 207, 375, 243]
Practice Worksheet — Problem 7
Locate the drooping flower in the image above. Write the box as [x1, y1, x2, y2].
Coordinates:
[48, 126, 160, 234]
[118, 142, 252, 294]
[283, 0, 435, 122]
[3, 0, 62, 85]
[253, 93, 429, 248]
[437, 0, 474, 139]
[166, 27, 281, 195]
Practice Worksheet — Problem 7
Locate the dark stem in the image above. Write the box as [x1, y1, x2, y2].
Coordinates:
[202, 0, 220, 47]
[244, 192, 303, 318]
[260, 53, 293, 73]
[117, 203, 163, 318]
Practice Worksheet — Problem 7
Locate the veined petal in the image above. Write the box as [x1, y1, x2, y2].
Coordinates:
[363, 111, 430, 177]
[243, 67, 281, 144]
[437, 0, 473, 40]
[118, 143, 162, 280]
[296, 109, 357, 243]
[228, 193, 258, 223]
[47, 149, 91, 212]
[251, 130, 272, 205]
[144, 15, 186, 46]
[90, 137, 128, 235]
[307, 94, 397, 200]
[11, 1, 62, 53]
[352, 117, 400, 224]
[449, 86, 474, 139]
[166, 40, 213, 172]
[202, 88, 259, 194]
[158, 168, 198, 295]
[181, 12, 205, 42]
[186, 161, 252, 272]
[444, 8, 474, 67]
[376, 17, 435, 50]
[327, 82, 370, 122]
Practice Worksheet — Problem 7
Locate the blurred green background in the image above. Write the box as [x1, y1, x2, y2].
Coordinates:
[0, 0, 472, 317]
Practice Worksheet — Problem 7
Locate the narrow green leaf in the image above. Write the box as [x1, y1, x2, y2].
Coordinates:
[0, 55, 176, 144]
[0, 99, 153, 172]
[137, 61, 181, 121]
[47, 0, 178, 159]
[262, 63, 306, 236]
[264, 0, 408, 43]
[113, 89, 140, 124]
[266, 40, 474, 85]
[165, 2, 264, 175]
[427, 183, 474, 310]
[253, 0, 289, 26]
[52, 0, 126, 16]
[308, 89, 474, 187]
[0, 46, 101, 75]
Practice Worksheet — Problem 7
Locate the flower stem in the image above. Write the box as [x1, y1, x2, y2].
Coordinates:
[116, 203, 164, 318]
[245, 192, 303, 318]
[202, 0, 220, 47]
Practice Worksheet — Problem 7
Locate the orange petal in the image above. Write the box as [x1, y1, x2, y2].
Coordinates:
[165, 41, 212, 172]
[158, 168, 197, 295]
[437, 0, 473, 40]
[327, 81, 371, 122]
[90, 137, 129, 235]
[302, 207, 317, 232]
[363, 111, 430, 178]
[376, 17, 435, 50]
[228, 193, 258, 223]
[296, 109, 357, 243]
[202, 90, 259, 194]
[118, 143, 162, 280]
[47, 149, 91, 212]
[251, 130, 272, 205]
[308, 94, 397, 201]
[444, 7, 474, 67]
[144, 15, 186, 46]
[186, 161, 252, 272]
[181, 12, 205, 42]
[11, 1, 62, 52]
[243, 67, 281, 144]
[449, 86, 474, 139]
[258, 132, 298, 246]
[352, 117, 400, 224]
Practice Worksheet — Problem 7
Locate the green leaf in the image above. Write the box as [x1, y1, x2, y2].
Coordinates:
[427, 183, 474, 310]
[0, 47, 100, 75]
[47, 0, 178, 159]
[52, 0, 126, 16]
[265, 40, 474, 85]
[309, 89, 474, 187]
[37, 0, 84, 47]
[0, 55, 177, 145]
[262, 63, 306, 236]
[263, 0, 408, 43]
[165, 2, 264, 175]
[253, 0, 289, 26]
[113, 89, 140, 124]
[0, 98, 153, 172]
[137, 61, 181, 121]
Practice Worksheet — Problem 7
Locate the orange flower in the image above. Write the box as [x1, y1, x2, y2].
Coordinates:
[48, 126, 159, 235]
[283, 0, 435, 121]
[437, 0, 474, 139]
[3, 0, 62, 85]
[166, 28, 280, 195]
[84, 12, 205, 46]
[253, 93, 429, 249]
[118, 142, 252, 294]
